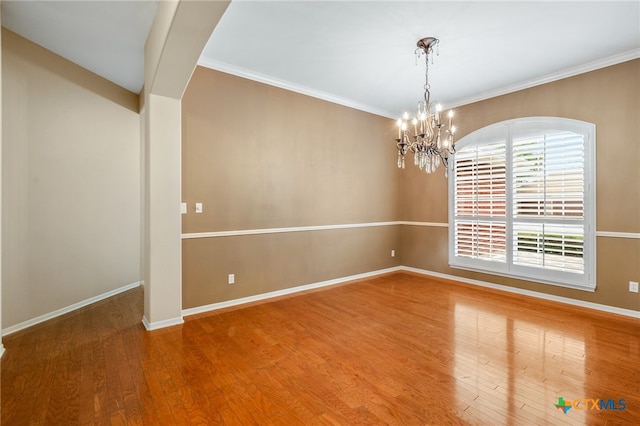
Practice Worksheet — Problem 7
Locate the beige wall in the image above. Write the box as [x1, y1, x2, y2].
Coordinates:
[1, 29, 141, 328]
[181, 67, 400, 309]
[400, 59, 640, 311]
[183, 227, 399, 306]
[184, 61, 638, 313]
[0, 24, 633, 330]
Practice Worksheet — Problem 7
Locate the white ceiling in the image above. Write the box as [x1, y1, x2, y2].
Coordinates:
[201, 1, 640, 117]
[1, 1, 639, 118]
[1, 0, 157, 93]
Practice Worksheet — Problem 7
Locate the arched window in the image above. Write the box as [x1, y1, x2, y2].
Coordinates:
[448, 117, 595, 291]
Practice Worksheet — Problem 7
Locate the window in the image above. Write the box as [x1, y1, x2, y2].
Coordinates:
[449, 117, 595, 291]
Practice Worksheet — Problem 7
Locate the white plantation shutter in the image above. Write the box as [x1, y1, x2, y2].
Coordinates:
[454, 142, 507, 263]
[449, 118, 595, 291]
[512, 223, 584, 273]
[512, 131, 585, 274]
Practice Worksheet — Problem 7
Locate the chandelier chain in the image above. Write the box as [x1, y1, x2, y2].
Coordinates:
[424, 54, 430, 105]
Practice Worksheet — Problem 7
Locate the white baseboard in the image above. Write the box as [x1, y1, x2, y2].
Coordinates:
[2, 281, 142, 337]
[4, 264, 635, 339]
[182, 266, 403, 317]
[142, 315, 184, 331]
[401, 266, 640, 319]
[183, 265, 639, 320]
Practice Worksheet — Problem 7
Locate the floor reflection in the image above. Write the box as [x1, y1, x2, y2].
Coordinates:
[454, 301, 587, 424]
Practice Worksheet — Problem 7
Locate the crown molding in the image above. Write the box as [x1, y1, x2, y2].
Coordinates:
[199, 49, 639, 116]
[446, 49, 640, 109]
[197, 57, 396, 119]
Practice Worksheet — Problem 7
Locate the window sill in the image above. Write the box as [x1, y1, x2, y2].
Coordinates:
[449, 263, 596, 293]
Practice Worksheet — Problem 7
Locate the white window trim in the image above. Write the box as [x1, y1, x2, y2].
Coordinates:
[448, 117, 596, 291]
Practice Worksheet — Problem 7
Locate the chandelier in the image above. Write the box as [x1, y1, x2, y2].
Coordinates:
[396, 37, 456, 175]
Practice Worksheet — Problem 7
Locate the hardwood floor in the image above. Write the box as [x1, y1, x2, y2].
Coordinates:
[2, 272, 639, 425]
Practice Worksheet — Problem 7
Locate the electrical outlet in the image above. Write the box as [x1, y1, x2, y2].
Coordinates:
[391, 250, 395, 257]
[228, 274, 235, 285]
[629, 281, 639, 293]
[195, 203, 203, 213]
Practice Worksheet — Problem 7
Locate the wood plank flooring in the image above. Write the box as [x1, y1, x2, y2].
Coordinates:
[1, 272, 639, 425]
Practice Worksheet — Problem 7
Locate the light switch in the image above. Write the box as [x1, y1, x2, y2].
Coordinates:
[195, 203, 203, 213]
[180, 203, 187, 214]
